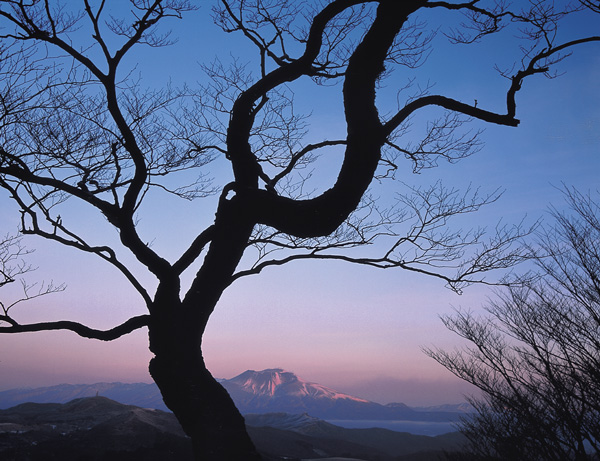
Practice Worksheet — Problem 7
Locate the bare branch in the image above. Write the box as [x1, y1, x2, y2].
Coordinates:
[173, 225, 216, 276]
[234, 183, 536, 293]
[0, 314, 150, 341]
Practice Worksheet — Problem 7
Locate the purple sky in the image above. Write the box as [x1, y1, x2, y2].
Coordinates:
[0, 2, 599, 407]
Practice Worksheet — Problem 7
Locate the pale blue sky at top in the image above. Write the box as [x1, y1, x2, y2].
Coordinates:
[0, 1, 598, 406]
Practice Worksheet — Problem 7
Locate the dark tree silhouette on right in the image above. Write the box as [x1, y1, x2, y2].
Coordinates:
[427, 188, 600, 461]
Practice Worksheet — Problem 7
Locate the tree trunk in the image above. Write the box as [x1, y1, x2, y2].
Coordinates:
[146, 195, 261, 458]
[149, 350, 262, 460]
[148, 289, 261, 458]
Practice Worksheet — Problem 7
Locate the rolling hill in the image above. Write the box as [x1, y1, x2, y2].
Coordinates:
[0, 397, 468, 460]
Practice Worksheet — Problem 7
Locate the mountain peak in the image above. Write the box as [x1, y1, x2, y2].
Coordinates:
[226, 369, 370, 403]
[229, 369, 299, 397]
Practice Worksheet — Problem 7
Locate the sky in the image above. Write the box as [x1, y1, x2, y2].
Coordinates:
[0, 1, 599, 407]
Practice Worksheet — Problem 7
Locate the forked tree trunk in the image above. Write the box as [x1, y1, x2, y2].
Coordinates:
[145, 200, 262, 459]
[149, 348, 262, 460]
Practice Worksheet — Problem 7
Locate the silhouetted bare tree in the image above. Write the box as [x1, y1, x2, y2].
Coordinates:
[427, 188, 600, 461]
[0, 1, 598, 459]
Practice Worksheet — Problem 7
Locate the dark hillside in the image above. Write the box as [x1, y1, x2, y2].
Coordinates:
[0, 398, 467, 460]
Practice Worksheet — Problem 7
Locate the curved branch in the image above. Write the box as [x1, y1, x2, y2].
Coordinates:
[384, 35, 600, 137]
[227, 0, 371, 188]
[83, 0, 112, 63]
[172, 225, 216, 275]
[110, 1, 167, 69]
[2, 180, 152, 305]
[231, 251, 507, 293]
[268, 139, 347, 190]
[0, 151, 119, 221]
[384, 95, 519, 138]
[236, 2, 420, 238]
[235, 185, 535, 292]
[26, 228, 152, 306]
[0, 314, 150, 341]
[0, 8, 107, 81]
[506, 36, 600, 116]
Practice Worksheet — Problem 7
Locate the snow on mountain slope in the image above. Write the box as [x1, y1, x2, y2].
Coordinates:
[220, 369, 455, 420]
[227, 368, 369, 402]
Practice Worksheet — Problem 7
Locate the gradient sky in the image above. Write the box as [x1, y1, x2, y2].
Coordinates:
[0, 2, 599, 407]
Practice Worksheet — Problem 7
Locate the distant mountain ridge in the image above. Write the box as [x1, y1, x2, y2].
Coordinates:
[0, 368, 470, 423]
[0, 382, 169, 411]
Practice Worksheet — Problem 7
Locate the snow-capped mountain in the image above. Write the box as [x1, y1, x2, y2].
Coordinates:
[220, 368, 460, 421]
[224, 368, 369, 402]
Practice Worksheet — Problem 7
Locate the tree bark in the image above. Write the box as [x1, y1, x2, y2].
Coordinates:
[147, 197, 261, 460]
[149, 350, 261, 460]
